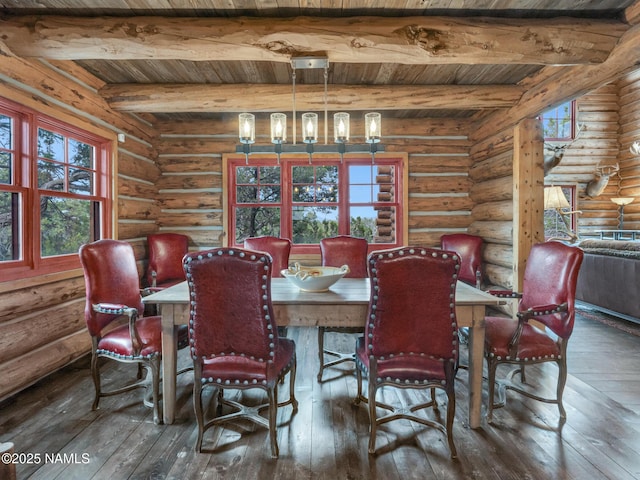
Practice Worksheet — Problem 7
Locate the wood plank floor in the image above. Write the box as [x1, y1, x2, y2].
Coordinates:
[1, 311, 640, 480]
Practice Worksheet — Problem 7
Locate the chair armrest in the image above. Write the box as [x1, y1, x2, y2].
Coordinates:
[487, 290, 522, 299]
[507, 303, 568, 357]
[92, 303, 142, 353]
[516, 302, 568, 322]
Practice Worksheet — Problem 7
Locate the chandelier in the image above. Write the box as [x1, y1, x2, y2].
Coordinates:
[236, 56, 384, 163]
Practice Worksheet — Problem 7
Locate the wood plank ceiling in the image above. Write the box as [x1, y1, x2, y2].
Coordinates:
[1, 0, 639, 125]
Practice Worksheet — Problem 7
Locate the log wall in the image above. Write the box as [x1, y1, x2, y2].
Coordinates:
[545, 83, 623, 236]
[469, 130, 515, 291]
[154, 117, 475, 263]
[616, 70, 640, 230]
[0, 57, 158, 401]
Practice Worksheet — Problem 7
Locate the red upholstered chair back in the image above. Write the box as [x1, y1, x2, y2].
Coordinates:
[440, 233, 483, 287]
[365, 247, 459, 360]
[519, 241, 584, 339]
[79, 239, 145, 337]
[146, 233, 189, 287]
[244, 236, 291, 277]
[184, 248, 277, 360]
[321, 235, 369, 278]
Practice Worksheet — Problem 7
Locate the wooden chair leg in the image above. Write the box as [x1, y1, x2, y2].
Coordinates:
[557, 359, 568, 419]
[90, 351, 101, 411]
[317, 327, 326, 382]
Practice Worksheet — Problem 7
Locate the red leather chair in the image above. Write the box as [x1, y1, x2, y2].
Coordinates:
[146, 233, 189, 289]
[79, 239, 189, 424]
[244, 236, 292, 339]
[317, 235, 368, 382]
[184, 247, 298, 457]
[441, 233, 483, 349]
[244, 236, 292, 277]
[440, 233, 483, 288]
[484, 241, 584, 423]
[354, 247, 460, 457]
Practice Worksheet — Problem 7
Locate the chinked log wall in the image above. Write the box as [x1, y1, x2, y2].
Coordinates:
[153, 117, 475, 265]
[0, 55, 158, 401]
[545, 83, 624, 235]
[617, 70, 640, 230]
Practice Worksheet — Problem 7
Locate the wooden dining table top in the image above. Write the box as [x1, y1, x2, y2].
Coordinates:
[144, 276, 499, 310]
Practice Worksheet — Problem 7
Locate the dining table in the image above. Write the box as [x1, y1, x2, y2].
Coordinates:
[143, 277, 503, 428]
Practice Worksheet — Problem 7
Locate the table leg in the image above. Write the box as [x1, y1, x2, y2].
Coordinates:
[161, 304, 178, 425]
[467, 305, 486, 429]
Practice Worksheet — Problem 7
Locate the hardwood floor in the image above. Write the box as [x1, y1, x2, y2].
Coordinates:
[1, 312, 639, 480]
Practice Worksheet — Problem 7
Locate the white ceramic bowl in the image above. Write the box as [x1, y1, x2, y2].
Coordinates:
[281, 264, 350, 292]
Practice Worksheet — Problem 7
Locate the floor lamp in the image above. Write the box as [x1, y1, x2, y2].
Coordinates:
[611, 197, 633, 230]
[544, 186, 580, 242]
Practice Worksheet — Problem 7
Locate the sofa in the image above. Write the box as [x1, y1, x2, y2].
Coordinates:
[575, 239, 640, 323]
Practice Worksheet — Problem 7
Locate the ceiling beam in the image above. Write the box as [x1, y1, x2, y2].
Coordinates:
[99, 83, 524, 112]
[471, 22, 640, 142]
[0, 15, 627, 65]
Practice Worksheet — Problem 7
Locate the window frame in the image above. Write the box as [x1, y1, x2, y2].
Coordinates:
[225, 153, 406, 255]
[0, 96, 113, 280]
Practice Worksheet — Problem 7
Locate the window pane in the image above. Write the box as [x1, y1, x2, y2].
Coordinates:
[237, 185, 258, 203]
[0, 191, 19, 261]
[235, 206, 280, 242]
[259, 166, 281, 184]
[0, 115, 11, 149]
[258, 185, 281, 202]
[349, 206, 377, 242]
[0, 152, 11, 185]
[359, 206, 396, 244]
[292, 165, 314, 183]
[38, 128, 64, 161]
[292, 165, 338, 204]
[0, 115, 12, 185]
[236, 166, 258, 184]
[69, 138, 93, 168]
[292, 206, 338, 244]
[38, 160, 65, 190]
[69, 167, 93, 195]
[350, 185, 372, 203]
[40, 196, 92, 257]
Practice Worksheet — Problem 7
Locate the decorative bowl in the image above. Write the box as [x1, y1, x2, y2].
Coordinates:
[281, 263, 350, 292]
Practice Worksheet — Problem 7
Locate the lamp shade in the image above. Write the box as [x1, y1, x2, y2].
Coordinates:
[334, 112, 350, 143]
[270, 113, 287, 144]
[365, 112, 381, 143]
[544, 186, 571, 210]
[238, 113, 255, 144]
[301, 113, 318, 143]
[611, 197, 634, 206]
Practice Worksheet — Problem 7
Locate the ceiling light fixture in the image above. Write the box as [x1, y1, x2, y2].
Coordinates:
[236, 56, 384, 164]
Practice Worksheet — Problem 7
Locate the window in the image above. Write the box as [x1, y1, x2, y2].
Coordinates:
[544, 185, 577, 240]
[540, 100, 576, 141]
[228, 155, 404, 253]
[0, 97, 112, 279]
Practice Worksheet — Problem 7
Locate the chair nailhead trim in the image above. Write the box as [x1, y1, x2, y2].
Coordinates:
[184, 247, 279, 363]
[364, 246, 459, 365]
